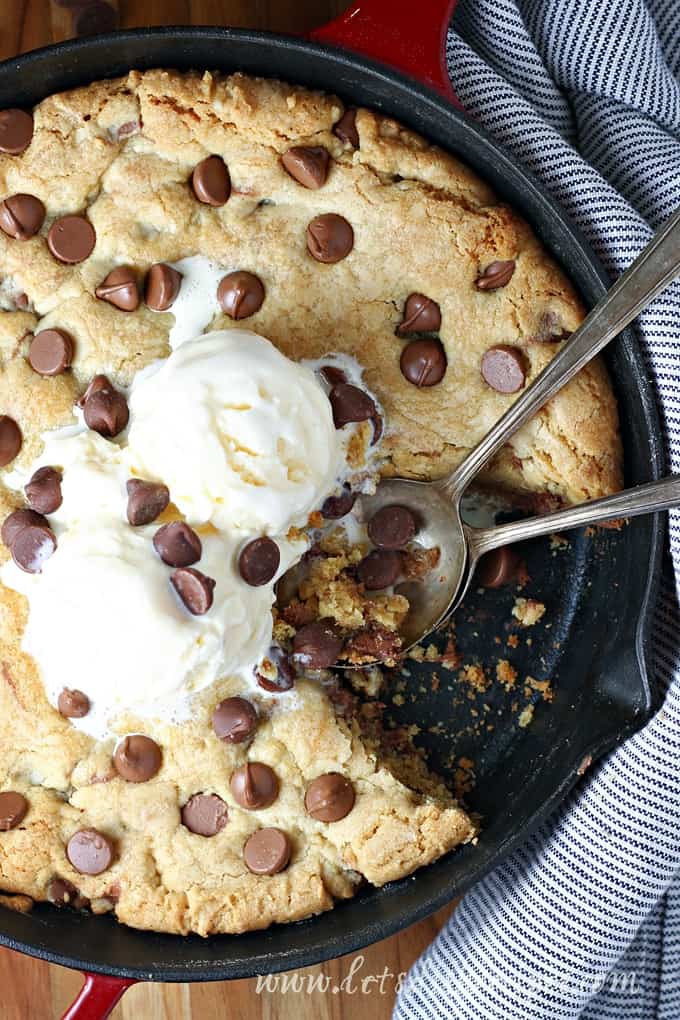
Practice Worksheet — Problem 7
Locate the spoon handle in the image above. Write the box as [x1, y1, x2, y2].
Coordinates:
[467, 474, 680, 559]
[441, 205, 680, 500]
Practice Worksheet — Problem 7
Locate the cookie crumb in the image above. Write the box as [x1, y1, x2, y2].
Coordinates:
[512, 597, 546, 627]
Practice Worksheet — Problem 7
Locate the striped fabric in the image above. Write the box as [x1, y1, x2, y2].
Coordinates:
[394, 2, 680, 1018]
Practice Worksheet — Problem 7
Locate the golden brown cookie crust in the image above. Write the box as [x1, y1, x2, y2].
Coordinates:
[0, 69, 620, 935]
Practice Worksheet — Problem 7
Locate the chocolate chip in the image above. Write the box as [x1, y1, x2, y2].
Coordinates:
[145, 263, 182, 311]
[66, 828, 115, 875]
[181, 793, 228, 836]
[400, 338, 447, 387]
[191, 155, 231, 206]
[11, 523, 56, 573]
[171, 567, 215, 615]
[2, 508, 46, 547]
[238, 537, 280, 586]
[534, 310, 570, 342]
[244, 827, 291, 875]
[113, 735, 162, 783]
[47, 877, 88, 909]
[476, 546, 521, 588]
[321, 485, 356, 519]
[25, 466, 62, 514]
[476, 260, 515, 290]
[47, 215, 96, 264]
[368, 505, 417, 550]
[83, 382, 129, 438]
[57, 688, 90, 718]
[334, 109, 359, 148]
[329, 383, 377, 429]
[74, 0, 117, 36]
[0, 194, 45, 240]
[292, 619, 342, 669]
[306, 213, 354, 263]
[0, 791, 28, 830]
[126, 479, 170, 526]
[357, 548, 402, 590]
[256, 646, 295, 693]
[230, 762, 279, 810]
[77, 373, 110, 408]
[0, 416, 22, 466]
[95, 266, 140, 312]
[217, 271, 265, 320]
[305, 773, 355, 822]
[0, 110, 33, 155]
[343, 624, 402, 662]
[213, 697, 258, 744]
[154, 522, 202, 567]
[481, 345, 526, 393]
[397, 293, 441, 335]
[281, 146, 330, 189]
[28, 329, 74, 377]
[319, 364, 347, 387]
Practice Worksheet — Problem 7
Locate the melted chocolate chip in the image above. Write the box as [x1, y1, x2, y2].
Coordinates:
[217, 271, 265, 320]
[476, 546, 521, 588]
[334, 109, 359, 148]
[0, 109, 33, 155]
[213, 697, 258, 744]
[47, 877, 88, 909]
[238, 537, 280, 587]
[281, 146, 330, 189]
[145, 263, 183, 311]
[28, 329, 74, 376]
[256, 646, 295, 693]
[77, 374, 109, 408]
[191, 155, 231, 206]
[400, 338, 447, 387]
[83, 381, 129, 438]
[367, 505, 417, 550]
[181, 793, 228, 836]
[306, 213, 354, 263]
[66, 828, 115, 875]
[11, 523, 56, 573]
[292, 619, 343, 670]
[305, 773, 355, 822]
[476, 259, 515, 290]
[47, 215, 96, 264]
[397, 293, 441, 335]
[2, 509, 47, 547]
[321, 485, 356, 520]
[25, 466, 62, 514]
[113, 735, 162, 783]
[481, 345, 526, 393]
[329, 383, 377, 429]
[357, 548, 402, 590]
[153, 522, 202, 567]
[0, 416, 22, 467]
[0, 791, 28, 830]
[244, 827, 291, 875]
[171, 567, 215, 615]
[0, 194, 45, 240]
[230, 762, 279, 810]
[319, 364, 347, 387]
[57, 688, 90, 719]
[126, 479, 170, 526]
[95, 266, 140, 312]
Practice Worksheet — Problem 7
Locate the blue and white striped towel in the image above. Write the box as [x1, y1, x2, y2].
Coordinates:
[394, 2, 680, 1018]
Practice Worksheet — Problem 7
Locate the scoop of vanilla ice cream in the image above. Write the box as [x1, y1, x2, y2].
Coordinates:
[1, 492, 303, 739]
[127, 330, 343, 534]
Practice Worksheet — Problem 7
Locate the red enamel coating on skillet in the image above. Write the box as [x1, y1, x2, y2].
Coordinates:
[0, 2, 663, 1017]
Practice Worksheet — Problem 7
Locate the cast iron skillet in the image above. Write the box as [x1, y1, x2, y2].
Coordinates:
[0, 2, 664, 1016]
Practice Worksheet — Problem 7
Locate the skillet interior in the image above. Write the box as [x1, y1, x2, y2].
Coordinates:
[0, 27, 663, 980]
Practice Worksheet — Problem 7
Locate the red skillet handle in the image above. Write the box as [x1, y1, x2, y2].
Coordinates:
[309, 0, 461, 107]
[61, 973, 136, 1020]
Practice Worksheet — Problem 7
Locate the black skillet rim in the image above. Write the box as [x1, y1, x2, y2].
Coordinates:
[0, 26, 664, 980]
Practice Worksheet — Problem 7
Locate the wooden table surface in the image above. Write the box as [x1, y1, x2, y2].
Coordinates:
[0, 2, 457, 1017]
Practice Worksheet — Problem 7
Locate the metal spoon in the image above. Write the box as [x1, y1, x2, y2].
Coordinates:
[359, 206, 680, 658]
